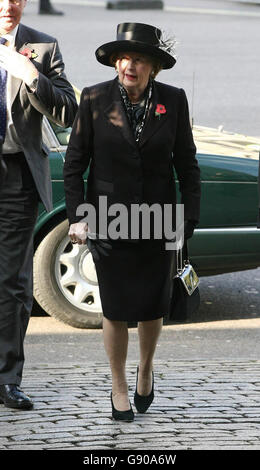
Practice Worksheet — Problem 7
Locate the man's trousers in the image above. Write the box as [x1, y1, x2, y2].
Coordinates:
[0, 153, 38, 385]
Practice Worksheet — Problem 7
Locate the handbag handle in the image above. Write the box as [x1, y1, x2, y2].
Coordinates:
[176, 240, 189, 273]
[183, 240, 189, 263]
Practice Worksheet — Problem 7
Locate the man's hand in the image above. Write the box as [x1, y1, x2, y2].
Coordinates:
[0, 45, 39, 86]
[68, 222, 88, 245]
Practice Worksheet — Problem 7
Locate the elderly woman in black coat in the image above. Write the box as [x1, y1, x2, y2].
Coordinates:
[63, 23, 201, 421]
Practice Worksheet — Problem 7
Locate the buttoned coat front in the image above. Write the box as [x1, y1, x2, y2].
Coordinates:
[64, 77, 201, 237]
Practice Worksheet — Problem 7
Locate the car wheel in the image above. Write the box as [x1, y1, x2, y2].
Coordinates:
[33, 219, 103, 328]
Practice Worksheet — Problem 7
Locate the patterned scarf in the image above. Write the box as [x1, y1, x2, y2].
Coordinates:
[118, 78, 153, 143]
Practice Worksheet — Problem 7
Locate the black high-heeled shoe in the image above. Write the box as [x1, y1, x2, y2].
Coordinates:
[110, 392, 135, 422]
[134, 366, 154, 413]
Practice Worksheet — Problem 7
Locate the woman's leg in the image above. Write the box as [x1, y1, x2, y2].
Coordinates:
[137, 318, 163, 395]
[103, 317, 130, 410]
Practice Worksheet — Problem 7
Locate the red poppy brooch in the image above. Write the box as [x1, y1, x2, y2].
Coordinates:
[20, 46, 38, 60]
[155, 104, 166, 119]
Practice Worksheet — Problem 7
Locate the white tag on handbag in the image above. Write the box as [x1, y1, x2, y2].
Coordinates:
[178, 263, 199, 296]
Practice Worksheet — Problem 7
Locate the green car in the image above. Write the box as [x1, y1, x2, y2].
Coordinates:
[33, 113, 260, 329]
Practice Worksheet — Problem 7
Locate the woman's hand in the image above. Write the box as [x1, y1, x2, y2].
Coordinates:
[68, 222, 88, 245]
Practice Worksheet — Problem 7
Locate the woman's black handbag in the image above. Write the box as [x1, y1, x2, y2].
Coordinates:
[169, 241, 200, 322]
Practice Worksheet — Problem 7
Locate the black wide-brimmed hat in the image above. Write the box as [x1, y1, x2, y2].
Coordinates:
[95, 22, 176, 70]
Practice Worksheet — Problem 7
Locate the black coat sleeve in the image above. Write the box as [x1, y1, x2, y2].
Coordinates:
[172, 88, 201, 223]
[63, 87, 93, 225]
[27, 40, 78, 128]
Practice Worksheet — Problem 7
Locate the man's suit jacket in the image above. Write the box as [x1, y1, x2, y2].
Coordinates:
[257, 153, 260, 228]
[8, 23, 77, 212]
[63, 77, 201, 234]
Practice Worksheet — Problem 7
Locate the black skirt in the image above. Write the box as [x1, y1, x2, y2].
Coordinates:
[94, 240, 175, 322]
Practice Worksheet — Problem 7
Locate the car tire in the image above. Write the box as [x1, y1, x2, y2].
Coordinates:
[33, 219, 103, 329]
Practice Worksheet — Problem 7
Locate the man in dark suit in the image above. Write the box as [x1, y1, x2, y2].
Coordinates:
[0, 0, 77, 409]
[257, 153, 260, 228]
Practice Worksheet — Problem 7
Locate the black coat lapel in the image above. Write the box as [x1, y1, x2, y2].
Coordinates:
[12, 24, 43, 106]
[10, 24, 28, 106]
[104, 79, 137, 150]
[104, 79, 169, 151]
[139, 81, 169, 148]
[15, 23, 30, 53]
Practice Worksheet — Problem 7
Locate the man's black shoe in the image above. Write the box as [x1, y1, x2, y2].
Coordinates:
[0, 385, 33, 410]
[39, 6, 64, 15]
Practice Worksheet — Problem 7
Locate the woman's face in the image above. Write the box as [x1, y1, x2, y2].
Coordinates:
[116, 51, 153, 98]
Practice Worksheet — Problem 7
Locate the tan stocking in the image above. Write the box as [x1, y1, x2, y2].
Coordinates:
[102, 317, 130, 411]
[137, 318, 163, 395]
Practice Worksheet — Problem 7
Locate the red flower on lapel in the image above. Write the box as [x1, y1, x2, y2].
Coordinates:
[155, 104, 166, 119]
[20, 46, 38, 59]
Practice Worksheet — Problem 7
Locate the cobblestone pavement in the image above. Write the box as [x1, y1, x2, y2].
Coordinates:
[0, 360, 260, 450]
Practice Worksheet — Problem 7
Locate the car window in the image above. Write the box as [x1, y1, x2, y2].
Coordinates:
[50, 122, 72, 146]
